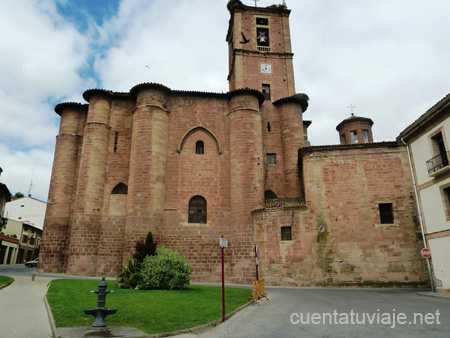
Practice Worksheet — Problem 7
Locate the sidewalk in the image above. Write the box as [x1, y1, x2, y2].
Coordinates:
[1, 265, 449, 338]
[0, 268, 53, 338]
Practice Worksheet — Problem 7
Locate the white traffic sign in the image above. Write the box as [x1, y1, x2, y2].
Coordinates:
[220, 237, 228, 248]
[421, 248, 431, 259]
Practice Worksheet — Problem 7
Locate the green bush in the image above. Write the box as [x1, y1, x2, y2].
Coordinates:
[128, 272, 142, 289]
[117, 258, 141, 287]
[117, 231, 157, 287]
[141, 247, 191, 290]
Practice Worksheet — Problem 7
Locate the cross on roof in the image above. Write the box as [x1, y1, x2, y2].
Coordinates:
[347, 103, 356, 115]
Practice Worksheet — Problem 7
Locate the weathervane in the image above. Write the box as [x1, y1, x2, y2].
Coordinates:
[347, 103, 356, 115]
[254, 0, 260, 6]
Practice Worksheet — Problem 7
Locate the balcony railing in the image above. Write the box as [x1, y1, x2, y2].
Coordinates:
[426, 151, 450, 175]
[264, 197, 307, 210]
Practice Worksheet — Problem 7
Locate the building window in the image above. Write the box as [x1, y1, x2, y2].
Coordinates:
[256, 27, 270, 46]
[112, 183, 128, 195]
[256, 17, 269, 25]
[268, 122, 271, 133]
[267, 153, 276, 164]
[264, 190, 277, 200]
[262, 84, 271, 100]
[362, 129, 369, 143]
[114, 132, 119, 153]
[281, 226, 292, 241]
[340, 134, 347, 145]
[440, 184, 450, 221]
[427, 131, 449, 174]
[379, 203, 394, 224]
[196, 141, 204, 154]
[189, 196, 207, 223]
[350, 130, 358, 144]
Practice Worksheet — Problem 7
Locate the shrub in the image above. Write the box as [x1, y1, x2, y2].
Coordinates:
[129, 272, 142, 289]
[117, 258, 141, 287]
[117, 231, 157, 287]
[141, 247, 191, 290]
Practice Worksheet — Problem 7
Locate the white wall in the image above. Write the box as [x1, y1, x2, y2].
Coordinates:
[428, 236, 450, 290]
[4, 197, 46, 230]
[410, 118, 450, 186]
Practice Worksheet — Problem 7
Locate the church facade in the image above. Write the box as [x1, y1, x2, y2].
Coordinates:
[39, 1, 428, 287]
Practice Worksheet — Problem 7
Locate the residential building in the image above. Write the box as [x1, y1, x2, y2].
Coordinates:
[398, 93, 450, 293]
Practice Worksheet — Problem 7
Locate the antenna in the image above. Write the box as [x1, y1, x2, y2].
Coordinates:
[28, 169, 35, 197]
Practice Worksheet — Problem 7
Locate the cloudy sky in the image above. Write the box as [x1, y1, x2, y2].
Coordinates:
[1, 0, 449, 202]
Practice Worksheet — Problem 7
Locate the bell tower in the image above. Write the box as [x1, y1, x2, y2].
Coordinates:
[226, 0, 296, 100]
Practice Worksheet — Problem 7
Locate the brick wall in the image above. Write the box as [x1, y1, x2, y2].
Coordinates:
[254, 143, 428, 286]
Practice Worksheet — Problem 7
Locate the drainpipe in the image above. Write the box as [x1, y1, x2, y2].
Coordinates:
[401, 137, 435, 292]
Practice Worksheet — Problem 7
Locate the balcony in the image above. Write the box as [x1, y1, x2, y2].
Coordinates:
[427, 151, 450, 176]
[264, 197, 307, 210]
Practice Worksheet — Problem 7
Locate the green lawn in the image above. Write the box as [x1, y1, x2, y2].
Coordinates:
[47, 279, 253, 334]
[0, 275, 14, 287]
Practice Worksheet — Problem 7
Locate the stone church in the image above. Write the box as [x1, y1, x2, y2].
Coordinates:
[39, 0, 428, 287]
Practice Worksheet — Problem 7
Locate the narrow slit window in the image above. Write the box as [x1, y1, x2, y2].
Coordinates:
[262, 84, 271, 100]
[362, 129, 369, 143]
[114, 132, 119, 153]
[196, 140, 204, 154]
[268, 122, 271, 133]
[350, 130, 358, 144]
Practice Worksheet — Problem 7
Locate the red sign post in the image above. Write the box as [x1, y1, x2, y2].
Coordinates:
[255, 245, 259, 281]
[220, 235, 228, 323]
[421, 248, 431, 259]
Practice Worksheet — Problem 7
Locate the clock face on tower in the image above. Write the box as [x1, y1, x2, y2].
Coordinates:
[261, 63, 272, 74]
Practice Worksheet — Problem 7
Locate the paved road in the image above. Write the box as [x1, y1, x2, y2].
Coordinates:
[198, 287, 450, 338]
[1, 265, 450, 338]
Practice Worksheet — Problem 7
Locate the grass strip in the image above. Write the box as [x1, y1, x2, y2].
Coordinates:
[47, 279, 252, 334]
[0, 275, 14, 288]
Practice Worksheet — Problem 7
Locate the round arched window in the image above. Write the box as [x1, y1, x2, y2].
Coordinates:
[189, 195, 207, 223]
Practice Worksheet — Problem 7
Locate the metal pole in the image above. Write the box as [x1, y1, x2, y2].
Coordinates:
[401, 138, 435, 292]
[221, 236, 225, 323]
[255, 246, 259, 281]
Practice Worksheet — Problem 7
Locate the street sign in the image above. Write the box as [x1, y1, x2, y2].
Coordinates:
[421, 248, 431, 259]
[220, 237, 228, 248]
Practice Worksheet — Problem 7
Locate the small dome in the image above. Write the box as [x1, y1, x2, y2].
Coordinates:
[336, 114, 374, 145]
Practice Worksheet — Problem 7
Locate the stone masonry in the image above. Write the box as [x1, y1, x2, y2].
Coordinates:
[38, 1, 428, 286]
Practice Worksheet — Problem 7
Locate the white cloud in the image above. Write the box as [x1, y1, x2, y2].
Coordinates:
[1, 0, 450, 201]
[94, 0, 229, 92]
[0, 0, 93, 200]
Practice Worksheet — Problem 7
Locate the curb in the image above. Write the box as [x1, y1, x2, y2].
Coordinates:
[51, 298, 252, 338]
[0, 280, 14, 290]
[416, 292, 450, 299]
[45, 294, 61, 338]
[148, 301, 252, 337]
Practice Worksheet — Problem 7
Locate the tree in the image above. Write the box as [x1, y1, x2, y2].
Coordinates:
[13, 192, 24, 199]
